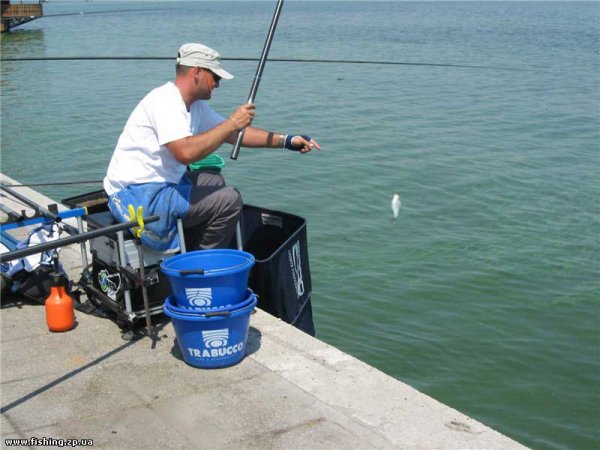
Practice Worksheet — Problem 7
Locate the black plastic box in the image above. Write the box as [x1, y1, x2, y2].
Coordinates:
[62, 189, 108, 215]
[239, 205, 315, 336]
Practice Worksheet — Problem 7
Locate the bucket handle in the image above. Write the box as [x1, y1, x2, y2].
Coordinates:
[178, 269, 205, 275]
[204, 311, 232, 318]
[176, 261, 251, 276]
[167, 308, 232, 318]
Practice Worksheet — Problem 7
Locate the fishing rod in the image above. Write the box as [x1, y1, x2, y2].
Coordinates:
[231, 0, 285, 160]
[0, 204, 24, 223]
[0, 56, 527, 71]
[1, 182, 84, 237]
[0, 215, 159, 263]
[1, 183, 62, 223]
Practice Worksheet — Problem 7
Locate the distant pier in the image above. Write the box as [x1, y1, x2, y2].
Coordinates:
[1, 0, 43, 33]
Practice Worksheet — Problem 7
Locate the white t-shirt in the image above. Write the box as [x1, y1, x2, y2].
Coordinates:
[104, 81, 224, 195]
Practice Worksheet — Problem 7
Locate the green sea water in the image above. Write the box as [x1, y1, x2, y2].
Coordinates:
[1, 2, 599, 448]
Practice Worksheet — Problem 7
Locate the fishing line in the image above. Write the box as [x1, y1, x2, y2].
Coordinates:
[43, 9, 169, 18]
[0, 56, 527, 71]
[1, 180, 103, 188]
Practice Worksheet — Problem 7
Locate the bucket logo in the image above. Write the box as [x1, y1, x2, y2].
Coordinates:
[185, 287, 212, 307]
[288, 241, 304, 298]
[202, 328, 229, 348]
[187, 327, 245, 359]
[98, 269, 121, 300]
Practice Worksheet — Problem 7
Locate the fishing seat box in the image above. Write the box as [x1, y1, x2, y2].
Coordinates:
[84, 210, 172, 320]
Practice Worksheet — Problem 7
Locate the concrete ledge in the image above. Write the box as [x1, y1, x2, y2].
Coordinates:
[0, 174, 528, 449]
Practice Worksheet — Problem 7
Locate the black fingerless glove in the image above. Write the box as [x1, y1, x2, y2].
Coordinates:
[284, 134, 312, 151]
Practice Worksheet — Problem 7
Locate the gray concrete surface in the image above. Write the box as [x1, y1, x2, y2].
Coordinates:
[1, 174, 528, 449]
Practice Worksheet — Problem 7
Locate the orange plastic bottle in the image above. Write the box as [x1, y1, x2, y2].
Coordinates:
[45, 274, 75, 332]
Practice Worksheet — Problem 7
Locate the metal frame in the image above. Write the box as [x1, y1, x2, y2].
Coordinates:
[81, 219, 187, 333]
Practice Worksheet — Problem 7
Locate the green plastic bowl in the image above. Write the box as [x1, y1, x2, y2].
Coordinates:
[188, 154, 225, 172]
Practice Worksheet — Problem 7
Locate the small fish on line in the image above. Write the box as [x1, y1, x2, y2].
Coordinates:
[391, 193, 401, 223]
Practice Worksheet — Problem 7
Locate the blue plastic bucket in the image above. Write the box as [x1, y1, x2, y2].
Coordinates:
[167, 288, 255, 314]
[160, 249, 255, 311]
[163, 292, 257, 369]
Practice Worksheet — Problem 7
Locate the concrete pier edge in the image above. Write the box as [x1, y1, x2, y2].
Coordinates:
[0, 173, 528, 449]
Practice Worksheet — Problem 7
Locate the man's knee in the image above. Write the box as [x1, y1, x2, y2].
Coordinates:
[223, 186, 242, 215]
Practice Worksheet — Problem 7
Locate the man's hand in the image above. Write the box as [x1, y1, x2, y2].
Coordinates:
[229, 104, 255, 130]
[286, 135, 321, 153]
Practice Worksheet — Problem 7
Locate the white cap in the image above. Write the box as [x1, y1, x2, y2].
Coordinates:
[176, 43, 234, 80]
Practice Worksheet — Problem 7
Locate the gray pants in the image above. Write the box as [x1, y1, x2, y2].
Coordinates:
[183, 170, 242, 250]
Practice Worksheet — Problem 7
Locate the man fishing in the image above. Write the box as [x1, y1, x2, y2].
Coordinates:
[103, 43, 320, 251]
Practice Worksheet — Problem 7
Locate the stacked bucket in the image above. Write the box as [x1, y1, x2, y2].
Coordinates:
[160, 249, 256, 369]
